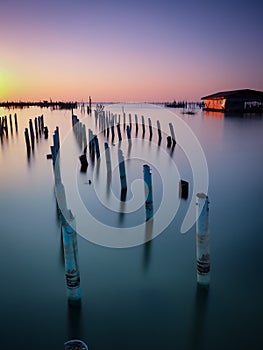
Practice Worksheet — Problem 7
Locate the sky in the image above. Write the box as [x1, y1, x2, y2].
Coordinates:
[1, 0, 263, 102]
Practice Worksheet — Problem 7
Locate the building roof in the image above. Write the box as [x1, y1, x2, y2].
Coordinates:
[201, 89, 263, 100]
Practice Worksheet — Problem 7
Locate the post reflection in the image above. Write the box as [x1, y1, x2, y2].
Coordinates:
[143, 219, 154, 269]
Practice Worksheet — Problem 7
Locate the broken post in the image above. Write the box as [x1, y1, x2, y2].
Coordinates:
[179, 180, 189, 199]
[135, 114, 138, 135]
[143, 165, 153, 221]
[14, 113, 18, 132]
[117, 123, 122, 142]
[29, 119, 35, 149]
[24, 128, 31, 153]
[196, 193, 210, 286]
[94, 135, 100, 160]
[169, 122, 176, 147]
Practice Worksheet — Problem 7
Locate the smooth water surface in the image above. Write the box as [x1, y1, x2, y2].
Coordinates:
[0, 105, 263, 350]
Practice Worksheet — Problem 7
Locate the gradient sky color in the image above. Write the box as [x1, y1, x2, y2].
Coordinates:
[1, 0, 263, 102]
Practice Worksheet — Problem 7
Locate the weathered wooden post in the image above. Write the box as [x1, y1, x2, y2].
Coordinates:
[94, 135, 100, 160]
[167, 136, 172, 148]
[38, 116, 42, 134]
[82, 124, 87, 153]
[179, 180, 189, 199]
[61, 209, 81, 303]
[9, 114, 13, 133]
[89, 95, 92, 115]
[135, 114, 138, 135]
[169, 122, 176, 147]
[148, 118, 153, 140]
[118, 149, 127, 192]
[126, 125, 131, 143]
[14, 113, 18, 132]
[24, 128, 31, 153]
[79, 154, 88, 172]
[117, 123, 122, 142]
[129, 113, 132, 130]
[111, 124, 115, 142]
[123, 112, 126, 130]
[104, 142, 112, 173]
[0, 118, 3, 139]
[29, 119, 35, 149]
[143, 165, 153, 221]
[157, 120, 162, 144]
[196, 193, 210, 286]
[141, 115, 145, 137]
[34, 117, 39, 140]
[44, 126, 49, 139]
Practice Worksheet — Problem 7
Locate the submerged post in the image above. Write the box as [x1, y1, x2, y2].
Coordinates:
[143, 165, 153, 221]
[94, 135, 100, 160]
[118, 149, 127, 192]
[196, 193, 210, 286]
[29, 119, 35, 149]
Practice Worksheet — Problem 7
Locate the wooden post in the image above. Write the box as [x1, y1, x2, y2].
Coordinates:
[94, 135, 100, 160]
[79, 154, 88, 172]
[143, 165, 153, 221]
[126, 125, 131, 143]
[135, 114, 138, 135]
[24, 128, 31, 152]
[89, 96, 92, 115]
[169, 122, 176, 147]
[82, 124, 87, 153]
[123, 112, 126, 130]
[29, 119, 35, 149]
[117, 123, 122, 142]
[9, 114, 13, 133]
[104, 142, 112, 173]
[167, 136, 172, 148]
[34, 117, 39, 140]
[179, 180, 189, 199]
[61, 209, 81, 303]
[148, 118, 153, 140]
[157, 120, 162, 144]
[118, 149, 127, 191]
[129, 113, 132, 130]
[14, 113, 18, 132]
[196, 193, 210, 286]
[141, 115, 145, 137]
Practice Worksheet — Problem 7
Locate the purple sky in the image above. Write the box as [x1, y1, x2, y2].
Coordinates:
[1, 0, 263, 101]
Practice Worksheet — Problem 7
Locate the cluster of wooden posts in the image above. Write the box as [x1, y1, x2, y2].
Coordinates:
[48, 125, 82, 304]
[24, 115, 48, 155]
[0, 113, 18, 139]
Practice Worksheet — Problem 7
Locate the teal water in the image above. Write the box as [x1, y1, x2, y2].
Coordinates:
[0, 105, 263, 349]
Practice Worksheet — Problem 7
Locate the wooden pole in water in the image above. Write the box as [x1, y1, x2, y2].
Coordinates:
[118, 149, 127, 191]
[104, 142, 112, 173]
[14, 113, 18, 132]
[148, 118, 153, 140]
[157, 120, 162, 144]
[196, 193, 210, 286]
[123, 112, 126, 130]
[129, 113, 132, 130]
[61, 209, 81, 303]
[141, 115, 145, 137]
[135, 114, 138, 135]
[94, 135, 100, 160]
[169, 122, 176, 147]
[29, 119, 35, 149]
[117, 123, 122, 142]
[24, 128, 31, 152]
[34, 117, 38, 140]
[9, 114, 13, 133]
[126, 125, 131, 143]
[143, 165, 153, 221]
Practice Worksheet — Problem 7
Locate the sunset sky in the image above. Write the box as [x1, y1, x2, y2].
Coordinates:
[1, 0, 263, 102]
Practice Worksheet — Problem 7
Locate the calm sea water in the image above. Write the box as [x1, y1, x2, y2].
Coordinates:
[0, 104, 263, 350]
